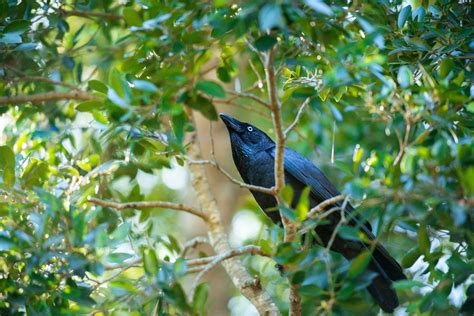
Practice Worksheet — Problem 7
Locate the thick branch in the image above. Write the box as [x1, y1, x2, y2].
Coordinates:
[188, 245, 269, 299]
[264, 45, 301, 316]
[0, 91, 99, 105]
[185, 112, 280, 315]
[87, 197, 208, 221]
[265, 47, 285, 195]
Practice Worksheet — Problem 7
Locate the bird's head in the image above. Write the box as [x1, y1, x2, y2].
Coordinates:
[220, 113, 274, 157]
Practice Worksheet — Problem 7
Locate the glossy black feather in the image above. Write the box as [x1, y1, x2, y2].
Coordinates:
[220, 113, 406, 313]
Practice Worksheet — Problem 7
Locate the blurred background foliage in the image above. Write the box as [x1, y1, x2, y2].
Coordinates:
[0, 0, 472, 315]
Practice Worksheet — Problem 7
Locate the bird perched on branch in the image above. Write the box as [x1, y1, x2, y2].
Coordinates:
[220, 113, 406, 313]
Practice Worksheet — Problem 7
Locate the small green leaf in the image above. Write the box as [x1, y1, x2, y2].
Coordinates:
[304, 0, 333, 16]
[418, 225, 430, 256]
[281, 185, 294, 205]
[4, 20, 30, 34]
[76, 100, 102, 112]
[192, 283, 209, 314]
[143, 249, 159, 275]
[348, 251, 371, 278]
[393, 280, 426, 290]
[123, 7, 142, 26]
[397, 65, 413, 88]
[296, 186, 311, 221]
[398, 5, 412, 29]
[0, 146, 15, 188]
[438, 58, 454, 79]
[195, 80, 226, 98]
[187, 94, 218, 120]
[131, 79, 158, 92]
[259, 4, 285, 31]
[254, 35, 277, 51]
[88, 80, 108, 94]
[92, 110, 109, 124]
[402, 246, 422, 268]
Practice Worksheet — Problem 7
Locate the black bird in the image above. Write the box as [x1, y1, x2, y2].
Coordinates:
[220, 113, 406, 313]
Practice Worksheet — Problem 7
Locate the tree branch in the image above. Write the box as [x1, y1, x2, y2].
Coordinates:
[60, 9, 123, 21]
[225, 90, 270, 108]
[185, 112, 280, 315]
[0, 91, 99, 105]
[181, 236, 209, 257]
[87, 197, 208, 221]
[264, 45, 301, 316]
[284, 98, 310, 139]
[307, 195, 346, 219]
[187, 159, 275, 195]
[188, 245, 269, 300]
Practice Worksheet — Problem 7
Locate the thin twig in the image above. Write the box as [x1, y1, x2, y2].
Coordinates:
[213, 99, 271, 119]
[88, 197, 208, 221]
[60, 9, 123, 21]
[307, 195, 345, 219]
[0, 91, 100, 105]
[187, 159, 275, 195]
[393, 120, 412, 166]
[181, 236, 209, 257]
[225, 90, 270, 108]
[284, 98, 310, 139]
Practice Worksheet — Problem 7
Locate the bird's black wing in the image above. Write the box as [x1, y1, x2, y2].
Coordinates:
[269, 147, 406, 282]
[269, 147, 373, 233]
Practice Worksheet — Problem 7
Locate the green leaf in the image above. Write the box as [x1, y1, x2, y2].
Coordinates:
[92, 110, 109, 124]
[418, 225, 430, 256]
[192, 283, 209, 314]
[131, 79, 158, 92]
[0, 146, 15, 188]
[393, 280, 426, 290]
[259, 4, 285, 31]
[438, 58, 454, 79]
[254, 35, 277, 51]
[304, 0, 333, 16]
[281, 185, 294, 205]
[123, 7, 142, 26]
[88, 80, 108, 94]
[195, 80, 226, 98]
[143, 249, 159, 275]
[348, 251, 371, 278]
[187, 95, 218, 120]
[397, 65, 413, 88]
[4, 20, 30, 34]
[296, 186, 311, 221]
[76, 100, 102, 112]
[398, 5, 412, 29]
[217, 66, 232, 83]
[402, 246, 422, 268]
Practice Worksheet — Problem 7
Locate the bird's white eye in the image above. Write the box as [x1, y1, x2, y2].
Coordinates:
[247, 126, 253, 132]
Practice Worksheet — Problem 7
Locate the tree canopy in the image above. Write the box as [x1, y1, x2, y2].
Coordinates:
[0, 0, 472, 315]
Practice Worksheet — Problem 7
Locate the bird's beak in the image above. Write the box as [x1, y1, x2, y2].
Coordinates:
[219, 113, 244, 133]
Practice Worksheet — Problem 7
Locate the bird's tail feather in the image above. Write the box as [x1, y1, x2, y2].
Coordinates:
[367, 275, 400, 313]
[365, 243, 407, 313]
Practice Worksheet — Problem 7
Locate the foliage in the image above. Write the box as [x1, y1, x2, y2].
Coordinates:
[0, 0, 472, 315]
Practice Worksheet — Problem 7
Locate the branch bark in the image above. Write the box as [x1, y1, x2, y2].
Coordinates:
[88, 197, 208, 221]
[0, 91, 99, 105]
[264, 46, 301, 316]
[188, 245, 270, 299]
[185, 111, 280, 316]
